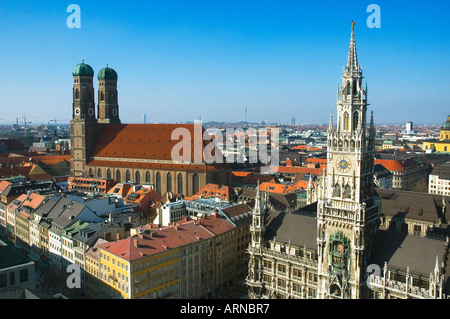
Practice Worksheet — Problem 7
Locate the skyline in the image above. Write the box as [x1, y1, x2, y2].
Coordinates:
[0, 1, 449, 125]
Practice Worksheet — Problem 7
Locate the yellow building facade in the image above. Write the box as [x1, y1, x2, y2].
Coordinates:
[423, 114, 450, 153]
[97, 236, 180, 299]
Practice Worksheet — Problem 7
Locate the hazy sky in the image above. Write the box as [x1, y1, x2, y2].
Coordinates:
[0, 0, 449, 126]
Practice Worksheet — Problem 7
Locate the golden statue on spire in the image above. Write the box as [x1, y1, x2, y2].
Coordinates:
[351, 20, 355, 29]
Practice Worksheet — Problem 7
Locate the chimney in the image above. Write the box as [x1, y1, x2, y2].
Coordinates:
[116, 233, 120, 240]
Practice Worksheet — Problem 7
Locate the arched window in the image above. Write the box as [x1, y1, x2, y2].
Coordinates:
[177, 173, 183, 195]
[192, 173, 199, 195]
[334, 184, 341, 197]
[135, 171, 140, 184]
[97, 168, 102, 178]
[343, 185, 352, 199]
[352, 80, 357, 95]
[107, 169, 111, 179]
[125, 170, 131, 182]
[156, 172, 161, 194]
[343, 112, 349, 131]
[145, 171, 151, 184]
[88, 168, 93, 177]
[116, 170, 121, 182]
[75, 89, 80, 100]
[100, 91, 105, 101]
[353, 111, 359, 130]
[167, 173, 172, 193]
[345, 81, 351, 95]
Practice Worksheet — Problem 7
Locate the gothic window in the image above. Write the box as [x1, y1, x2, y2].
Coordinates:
[107, 169, 111, 179]
[177, 173, 183, 195]
[192, 173, 199, 195]
[135, 171, 140, 184]
[343, 184, 352, 199]
[350, 140, 356, 151]
[334, 184, 341, 197]
[156, 172, 161, 193]
[353, 111, 359, 130]
[97, 168, 102, 178]
[345, 81, 351, 95]
[116, 170, 121, 182]
[352, 80, 357, 95]
[75, 89, 80, 100]
[88, 168, 93, 177]
[167, 173, 172, 193]
[343, 112, 349, 130]
[125, 170, 131, 182]
[145, 171, 150, 184]
[101, 91, 105, 101]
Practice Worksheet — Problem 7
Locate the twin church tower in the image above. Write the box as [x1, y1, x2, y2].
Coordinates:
[70, 62, 120, 176]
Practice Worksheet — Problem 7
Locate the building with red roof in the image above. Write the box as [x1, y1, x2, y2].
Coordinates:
[97, 210, 238, 299]
[69, 62, 233, 198]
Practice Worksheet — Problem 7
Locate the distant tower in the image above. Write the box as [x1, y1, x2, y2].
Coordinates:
[70, 60, 98, 176]
[97, 65, 120, 124]
[244, 106, 247, 123]
[406, 121, 413, 134]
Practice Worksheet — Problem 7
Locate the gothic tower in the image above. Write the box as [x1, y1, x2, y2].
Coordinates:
[316, 21, 380, 299]
[247, 182, 269, 298]
[70, 60, 98, 176]
[97, 65, 120, 124]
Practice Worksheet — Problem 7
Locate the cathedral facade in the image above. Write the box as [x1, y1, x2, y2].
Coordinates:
[246, 21, 449, 299]
[69, 62, 231, 197]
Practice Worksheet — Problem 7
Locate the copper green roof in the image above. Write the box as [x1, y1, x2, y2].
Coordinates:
[442, 114, 450, 130]
[72, 60, 94, 77]
[98, 66, 118, 80]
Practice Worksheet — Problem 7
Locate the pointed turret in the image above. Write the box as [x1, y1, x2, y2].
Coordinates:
[328, 111, 334, 131]
[346, 20, 359, 73]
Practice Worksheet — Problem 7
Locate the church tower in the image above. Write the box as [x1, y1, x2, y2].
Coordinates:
[247, 182, 269, 298]
[97, 65, 120, 124]
[70, 60, 98, 176]
[316, 21, 380, 299]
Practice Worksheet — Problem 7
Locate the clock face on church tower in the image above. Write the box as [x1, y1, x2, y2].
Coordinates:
[336, 156, 352, 173]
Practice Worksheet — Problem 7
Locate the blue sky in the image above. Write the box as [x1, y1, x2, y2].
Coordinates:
[0, 0, 449, 125]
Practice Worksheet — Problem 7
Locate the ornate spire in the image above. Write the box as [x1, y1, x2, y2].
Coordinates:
[328, 111, 333, 130]
[346, 20, 359, 73]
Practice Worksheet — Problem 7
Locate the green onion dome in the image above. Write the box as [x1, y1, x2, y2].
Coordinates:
[442, 114, 450, 131]
[97, 65, 118, 80]
[72, 60, 94, 77]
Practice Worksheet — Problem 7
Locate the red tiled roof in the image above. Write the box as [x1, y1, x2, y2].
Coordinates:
[185, 183, 232, 201]
[90, 124, 222, 163]
[259, 182, 294, 194]
[0, 180, 11, 192]
[21, 193, 46, 209]
[266, 166, 325, 176]
[374, 158, 419, 172]
[99, 220, 217, 261]
[306, 158, 327, 164]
